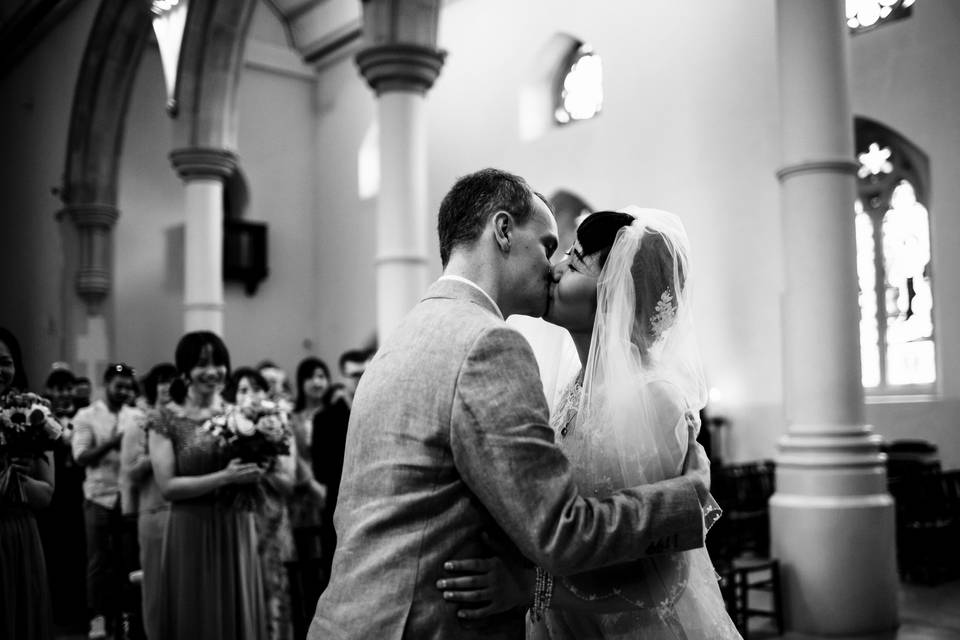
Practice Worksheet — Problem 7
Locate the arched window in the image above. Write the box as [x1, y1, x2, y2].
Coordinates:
[846, 0, 915, 34]
[854, 117, 934, 392]
[554, 42, 602, 125]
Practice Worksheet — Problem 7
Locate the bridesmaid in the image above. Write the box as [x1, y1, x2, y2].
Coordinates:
[0, 327, 55, 640]
[147, 331, 267, 639]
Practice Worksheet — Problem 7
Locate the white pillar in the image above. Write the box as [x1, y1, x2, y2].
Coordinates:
[170, 147, 238, 337]
[356, 43, 445, 342]
[375, 91, 430, 340]
[183, 178, 225, 334]
[771, 1, 899, 635]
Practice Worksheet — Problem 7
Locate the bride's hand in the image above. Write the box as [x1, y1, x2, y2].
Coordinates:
[681, 416, 711, 504]
[437, 556, 534, 620]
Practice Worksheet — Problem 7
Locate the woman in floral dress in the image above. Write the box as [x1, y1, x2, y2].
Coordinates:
[147, 331, 267, 639]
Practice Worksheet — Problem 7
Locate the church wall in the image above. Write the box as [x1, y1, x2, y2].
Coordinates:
[0, 1, 99, 389]
[850, 1, 960, 468]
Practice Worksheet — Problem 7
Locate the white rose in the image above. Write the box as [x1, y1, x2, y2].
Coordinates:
[232, 412, 256, 437]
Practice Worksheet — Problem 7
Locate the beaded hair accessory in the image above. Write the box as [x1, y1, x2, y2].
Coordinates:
[648, 290, 676, 340]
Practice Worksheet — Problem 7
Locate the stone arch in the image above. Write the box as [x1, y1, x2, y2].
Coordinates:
[172, 0, 258, 152]
[59, 0, 258, 372]
[58, 0, 151, 378]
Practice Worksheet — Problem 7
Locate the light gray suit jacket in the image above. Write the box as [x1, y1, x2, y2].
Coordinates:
[308, 278, 704, 639]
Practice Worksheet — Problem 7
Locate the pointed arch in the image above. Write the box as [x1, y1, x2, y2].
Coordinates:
[172, 0, 258, 151]
[63, 0, 151, 207]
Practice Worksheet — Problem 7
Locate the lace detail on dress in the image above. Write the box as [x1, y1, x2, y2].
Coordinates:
[144, 405, 230, 479]
[551, 373, 582, 440]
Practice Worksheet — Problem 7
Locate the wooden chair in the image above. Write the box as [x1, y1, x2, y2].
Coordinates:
[888, 469, 960, 584]
[710, 460, 783, 636]
[709, 460, 776, 559]
[716, 557, 784, 639]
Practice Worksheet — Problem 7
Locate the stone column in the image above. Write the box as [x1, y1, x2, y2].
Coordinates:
[61, 203, 120, 379]
[770, 0, 898, 635]
[356, 8, 445, 341]
[169, 147, 237, 336]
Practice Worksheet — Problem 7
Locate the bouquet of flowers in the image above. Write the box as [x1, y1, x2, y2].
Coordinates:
[201, 399, 292, 509]
[0, 391, 63, 502]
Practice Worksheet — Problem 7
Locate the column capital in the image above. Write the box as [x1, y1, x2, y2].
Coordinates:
[169, 147, 238, 180]
[76, 268, 112, 304]
[776, 158, 859, 181]
[59, 203, 120, 229]
[355, 43, 446, 96]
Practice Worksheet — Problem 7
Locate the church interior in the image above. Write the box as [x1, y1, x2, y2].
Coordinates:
[1, 0, 958, 638]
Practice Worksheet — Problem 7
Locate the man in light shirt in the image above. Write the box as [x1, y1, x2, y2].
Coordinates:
[72, 363, 138, 640]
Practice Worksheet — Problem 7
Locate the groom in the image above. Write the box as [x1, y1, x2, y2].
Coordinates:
[308, 168, 710, 639]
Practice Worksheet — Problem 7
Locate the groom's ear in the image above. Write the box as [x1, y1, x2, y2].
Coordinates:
[492, 211, 512, 253]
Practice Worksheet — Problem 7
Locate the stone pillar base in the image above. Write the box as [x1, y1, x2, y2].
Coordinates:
[771, 496, 898, 635]
[771, 425, 899, 636]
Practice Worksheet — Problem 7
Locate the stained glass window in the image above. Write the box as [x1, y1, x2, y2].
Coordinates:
[846, 0, 914, 34]
[855, 118, 934, 391]
[554, 43, 602, 125]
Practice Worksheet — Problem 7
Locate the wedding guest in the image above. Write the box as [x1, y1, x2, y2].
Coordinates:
[45, 368, 78, 422]
[258, 360, 294, 409]
[225, 367, 296, 640]
[119, 362, 175, 640]
[73, 376, 93, 411]
[73, 363, 138, 639]
[310, 360, 352, 593]
[37, 367, 88, 632]
[337, 349, 370, 404]
[0, 327, 55, 640]
[147, 332, 267, 639]
[287, 358, 331, 619]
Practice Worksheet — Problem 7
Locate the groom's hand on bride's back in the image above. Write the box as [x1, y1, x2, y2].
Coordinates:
[681, 415, 711, 507]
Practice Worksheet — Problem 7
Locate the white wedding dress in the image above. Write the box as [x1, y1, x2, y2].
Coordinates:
[521, 207, 741, 640]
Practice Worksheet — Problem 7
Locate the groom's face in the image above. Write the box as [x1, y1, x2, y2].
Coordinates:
[504, 197, 559, 318]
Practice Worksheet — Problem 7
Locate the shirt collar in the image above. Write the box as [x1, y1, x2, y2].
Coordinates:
[438, 275, 503, 320]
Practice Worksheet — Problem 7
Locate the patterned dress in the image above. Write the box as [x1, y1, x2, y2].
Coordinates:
[146, 406, 267, 640]
[256, 461, 295, 640]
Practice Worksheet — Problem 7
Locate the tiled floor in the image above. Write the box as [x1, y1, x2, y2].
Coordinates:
[56, 579, 960, 639]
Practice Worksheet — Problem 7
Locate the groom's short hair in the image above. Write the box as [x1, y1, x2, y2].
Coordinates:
[437, 168, 549, 267]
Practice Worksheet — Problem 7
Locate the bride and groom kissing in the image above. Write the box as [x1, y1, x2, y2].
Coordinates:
[308, 168, 740, 639]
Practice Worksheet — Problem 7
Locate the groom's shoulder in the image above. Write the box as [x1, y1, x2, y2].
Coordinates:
[413, 293, 506, 336]
[403, 299, 534, 363]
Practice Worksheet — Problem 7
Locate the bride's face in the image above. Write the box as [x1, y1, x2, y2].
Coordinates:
[545, 240, 603, 332]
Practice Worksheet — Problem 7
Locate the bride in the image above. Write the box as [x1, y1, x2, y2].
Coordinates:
[440, 208, 740, 639]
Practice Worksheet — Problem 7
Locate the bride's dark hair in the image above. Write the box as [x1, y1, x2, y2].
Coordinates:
[577, 211, 686, 347]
